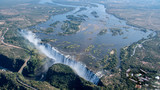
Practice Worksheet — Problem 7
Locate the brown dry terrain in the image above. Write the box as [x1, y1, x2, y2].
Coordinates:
[101, 0, 160, 31]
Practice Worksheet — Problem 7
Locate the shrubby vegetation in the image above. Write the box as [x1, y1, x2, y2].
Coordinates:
[22, 50, 45, 77]
[41, 39, 58, 43]
[46, 64, 106, 90]
[91, 11, 99, 18]
[50, 21, 60, 28]
[0, 71, 26, 89]
[61, 20, 80, 34]
[85, 45, 95, 52]
[64, 44, 80, 49]
[41, 27, 54, 34]
[74, 7, 87, 14]
[98, 29, 107, 35]
[59, 15, 87, 35]
[53, 40, 81, 52]
[4, 27, 29, 49]
[110, 28, 124, 36]
[102, 49, 118, 70]
[0, 71, 57, 89]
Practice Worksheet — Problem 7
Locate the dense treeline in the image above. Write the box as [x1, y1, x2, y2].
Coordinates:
[22, 50, 44, 77]
[0, 72, 26, 90]
[46, 64, 107, 90]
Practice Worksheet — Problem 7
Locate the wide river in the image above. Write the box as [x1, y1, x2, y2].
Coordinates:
[31, 2, 155, 69]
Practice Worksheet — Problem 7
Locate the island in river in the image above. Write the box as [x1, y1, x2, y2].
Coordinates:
[0, 0, 159, 89]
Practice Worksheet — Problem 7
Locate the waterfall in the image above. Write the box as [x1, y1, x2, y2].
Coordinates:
[20, 30, 100, 85]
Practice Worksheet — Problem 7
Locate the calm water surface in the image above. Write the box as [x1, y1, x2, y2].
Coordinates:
[32, 2, 155, 68]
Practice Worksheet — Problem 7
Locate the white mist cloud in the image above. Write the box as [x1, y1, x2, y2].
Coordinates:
[20, 30, 99, 84]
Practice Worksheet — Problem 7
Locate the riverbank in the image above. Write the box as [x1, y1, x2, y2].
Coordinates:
[105, 10, 155, 31]
[102, 0, 160, 31]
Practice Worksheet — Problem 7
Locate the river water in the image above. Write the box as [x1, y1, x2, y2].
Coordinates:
[23, 1, 155, 84]
[32, 2, 154, 68]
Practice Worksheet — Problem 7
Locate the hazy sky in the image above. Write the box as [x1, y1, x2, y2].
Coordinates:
[39, 0, 53, 4]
